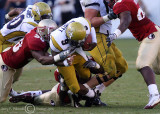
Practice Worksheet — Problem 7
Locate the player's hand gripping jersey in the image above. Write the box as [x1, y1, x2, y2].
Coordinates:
[113, 0, 157, 41]
[1, 27, 49, 69]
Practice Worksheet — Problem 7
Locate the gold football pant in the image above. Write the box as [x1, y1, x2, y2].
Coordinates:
[89, 33, 128, 78]
[57, 53, 91, 94]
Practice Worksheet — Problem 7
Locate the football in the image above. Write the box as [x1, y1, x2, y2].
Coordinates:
[83, 33, 92, 50]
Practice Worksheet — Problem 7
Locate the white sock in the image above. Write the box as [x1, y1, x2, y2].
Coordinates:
[85, 89, 95, 98]
[95, 83, 105, 93]
[10, 89, 18, 96]
[83, 83, 91, 89]
[21, 90, 42, 97]
[148, 84, 159, 95]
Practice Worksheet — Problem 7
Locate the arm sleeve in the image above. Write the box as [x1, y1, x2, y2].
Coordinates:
[91, 27, 97, 43]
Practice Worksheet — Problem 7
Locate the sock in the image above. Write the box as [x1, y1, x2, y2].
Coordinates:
[10, 89, 18, 96]
[148, 84, 159, 95]
[95, 83, 105, 93]
[83, 83, 91, 89]
[85, 89, 95, 98]
[21, 90, 43, 97]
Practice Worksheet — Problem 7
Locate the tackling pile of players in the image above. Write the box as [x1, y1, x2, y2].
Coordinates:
[0, 0, 160, 109]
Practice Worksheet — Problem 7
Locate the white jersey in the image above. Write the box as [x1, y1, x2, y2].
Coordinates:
[50, 17, 92, 60]
[0, 5, 37, 44]
[80, 0, 112, 34]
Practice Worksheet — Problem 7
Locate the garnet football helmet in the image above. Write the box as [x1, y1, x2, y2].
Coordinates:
[32, 2, 52, 22]
[37, 19, 57, 42]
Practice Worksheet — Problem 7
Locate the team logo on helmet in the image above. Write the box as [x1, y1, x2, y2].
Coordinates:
[1, 65, 8, 72]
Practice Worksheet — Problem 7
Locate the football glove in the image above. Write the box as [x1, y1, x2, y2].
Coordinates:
[83, 60, 100, 69]
[108, 9, 118, 20]
[106, 33, 117, 47]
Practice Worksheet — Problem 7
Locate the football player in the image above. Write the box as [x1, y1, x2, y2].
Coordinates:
[107, 0, 160, 109]
[9, 69, 80, 107]
[9, 67, 105, 107]
[1, 2, 53, 97]
[49, 17, 99, 103]
[79, 0, 128, 98]
[1, 2, 52, 53]
[0, 19, 61, 103]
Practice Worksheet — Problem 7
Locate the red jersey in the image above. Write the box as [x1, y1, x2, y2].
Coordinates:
[1, 27, 49, 69]
[113, 0, 157, 41]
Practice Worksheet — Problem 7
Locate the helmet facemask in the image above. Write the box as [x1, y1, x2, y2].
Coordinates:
[37, 26, 55, 42]
[37, 19, 57, 42]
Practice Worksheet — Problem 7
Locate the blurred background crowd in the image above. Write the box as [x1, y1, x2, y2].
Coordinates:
[0, 0, 84, 29]
[0, 0, 159, 38]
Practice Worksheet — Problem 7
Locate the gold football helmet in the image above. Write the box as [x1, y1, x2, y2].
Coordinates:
[32, 2, 52, 22]
[66, 22, 86, 41]
[37, 19, 57, 42]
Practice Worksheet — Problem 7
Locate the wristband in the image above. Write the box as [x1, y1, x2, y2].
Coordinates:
[102, 15, 110, 22]
[114, 29, 122, 38]
[63, 60, 69, 66]
[5, 14, 11, 19]
[54, 54, 60, 62]
[95, 63, 100, 69]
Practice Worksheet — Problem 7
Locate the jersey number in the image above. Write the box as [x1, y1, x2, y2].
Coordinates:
[137, 8, 145, 21]
[7, 15, 25, 29]
[13, 39, 24, 52]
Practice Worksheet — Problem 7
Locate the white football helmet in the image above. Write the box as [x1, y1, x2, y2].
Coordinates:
[37, 19, 57, 42]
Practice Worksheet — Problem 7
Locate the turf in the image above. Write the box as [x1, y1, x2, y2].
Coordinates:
[1, 39, 160, 114]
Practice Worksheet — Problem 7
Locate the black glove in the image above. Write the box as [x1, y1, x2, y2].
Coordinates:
[108, 10, 118, 20]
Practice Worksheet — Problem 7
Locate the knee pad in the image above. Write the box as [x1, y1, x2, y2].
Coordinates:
[96, 74, 110, 84]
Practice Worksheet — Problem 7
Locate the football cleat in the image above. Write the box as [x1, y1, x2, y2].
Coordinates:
[67, 90, 82, 108]
[92, 97, 107, 106]
[9, 89, 20, 97]
[9, 92, 34, 104]
[144, 94, 160, 109]
[85, 97, 94, 107]
[85, 91, 107, 107]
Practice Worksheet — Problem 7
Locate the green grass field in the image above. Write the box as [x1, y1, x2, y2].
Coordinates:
[1, 39, 160, 114]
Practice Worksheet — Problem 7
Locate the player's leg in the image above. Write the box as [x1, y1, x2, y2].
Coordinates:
[57, 56, 95, 98]
[0, 55, 15, 103]
[111, 42, 128, 77]
[89, 33, 117, 77]
[9, 68, 24, 97]
[34, 83, 60, 106]
[86, 33, 117, 89]
[136, 27, 160, 109]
